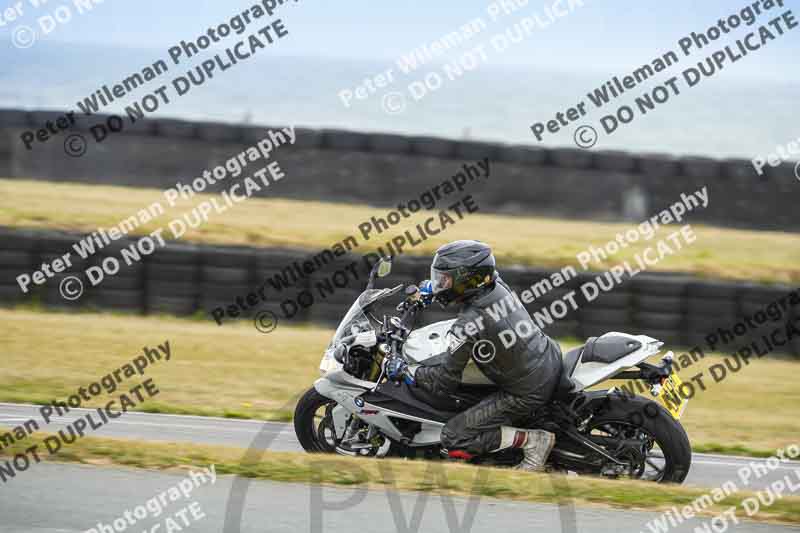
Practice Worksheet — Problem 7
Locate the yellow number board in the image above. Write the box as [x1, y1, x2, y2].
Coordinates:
[656, 373, 689, 419]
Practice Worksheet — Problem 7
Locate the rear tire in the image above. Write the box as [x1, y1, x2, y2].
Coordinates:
[588, 395, 692, 483]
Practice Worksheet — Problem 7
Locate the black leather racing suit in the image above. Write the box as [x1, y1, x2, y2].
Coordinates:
[414, 278, 563, 455]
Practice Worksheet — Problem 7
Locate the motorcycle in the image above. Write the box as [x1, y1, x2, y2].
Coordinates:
[293, 258, 692, 483]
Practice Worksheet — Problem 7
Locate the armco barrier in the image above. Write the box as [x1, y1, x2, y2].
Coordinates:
[0, 227, 797, 357]
[1, 109, 797, 231]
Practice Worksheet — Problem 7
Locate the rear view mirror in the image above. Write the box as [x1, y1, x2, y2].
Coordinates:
[366, 256, 392, 290]
[377, 258, 392, 277]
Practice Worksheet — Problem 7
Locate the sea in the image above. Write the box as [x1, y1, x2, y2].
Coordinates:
[1, 42, 797, 161]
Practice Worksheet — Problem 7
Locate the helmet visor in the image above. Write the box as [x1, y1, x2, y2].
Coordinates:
[430, 267, 453, 295]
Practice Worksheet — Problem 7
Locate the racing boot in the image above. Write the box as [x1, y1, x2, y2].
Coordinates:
[497, 427, 556, 472]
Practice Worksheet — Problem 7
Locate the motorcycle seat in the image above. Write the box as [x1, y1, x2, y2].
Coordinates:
[581, 335, 642, 364]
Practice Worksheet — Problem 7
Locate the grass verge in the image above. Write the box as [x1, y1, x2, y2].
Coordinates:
[1, 431, 799, 525]
[1, 178, 799, 283]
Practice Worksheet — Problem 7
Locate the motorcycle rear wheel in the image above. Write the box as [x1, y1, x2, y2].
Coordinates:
[584, 395, 692, 483]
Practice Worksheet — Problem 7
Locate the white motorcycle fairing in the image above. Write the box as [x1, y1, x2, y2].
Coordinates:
[314, 372, 445, 446]
[402, 319, 455, 363]
[402, 319, 493, 385]
[569, 332, 663, 390]
[315, 325, 665, 448]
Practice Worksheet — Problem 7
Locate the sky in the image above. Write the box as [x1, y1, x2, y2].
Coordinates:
[0, 0, 797, 158]
[2, 0, 797, 79]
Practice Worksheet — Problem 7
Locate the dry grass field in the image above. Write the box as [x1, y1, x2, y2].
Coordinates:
[1, 179, 798, 283]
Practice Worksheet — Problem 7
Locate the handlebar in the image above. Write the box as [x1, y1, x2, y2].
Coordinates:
[337, 279, 431, 382]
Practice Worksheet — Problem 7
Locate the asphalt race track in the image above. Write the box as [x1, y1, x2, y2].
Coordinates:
[1, 403, 799, 533]
[2, 403, 797, 491]
[3, 463, 799, 533]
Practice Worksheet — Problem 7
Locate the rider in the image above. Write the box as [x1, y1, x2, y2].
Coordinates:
[385, 240, 563, 471]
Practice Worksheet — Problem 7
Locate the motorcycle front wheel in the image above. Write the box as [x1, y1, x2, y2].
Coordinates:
[293, 387, 339, 453]
[294, 386, 394, 457]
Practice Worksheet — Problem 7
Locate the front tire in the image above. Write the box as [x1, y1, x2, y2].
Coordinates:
[294, 386, 400, 457]
[293, 387, 338, 453]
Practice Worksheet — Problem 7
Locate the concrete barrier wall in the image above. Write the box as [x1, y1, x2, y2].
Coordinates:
[1, 109, 797, 231]
[1, 227, 797, 357]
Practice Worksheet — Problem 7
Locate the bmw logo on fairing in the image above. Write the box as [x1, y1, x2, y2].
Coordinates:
[354, 397, 364, 407]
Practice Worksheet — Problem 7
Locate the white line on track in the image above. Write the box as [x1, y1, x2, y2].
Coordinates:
[0, 402, 287, 426]
[2, 402, 799, 468]
[0, 414, 292, 436]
